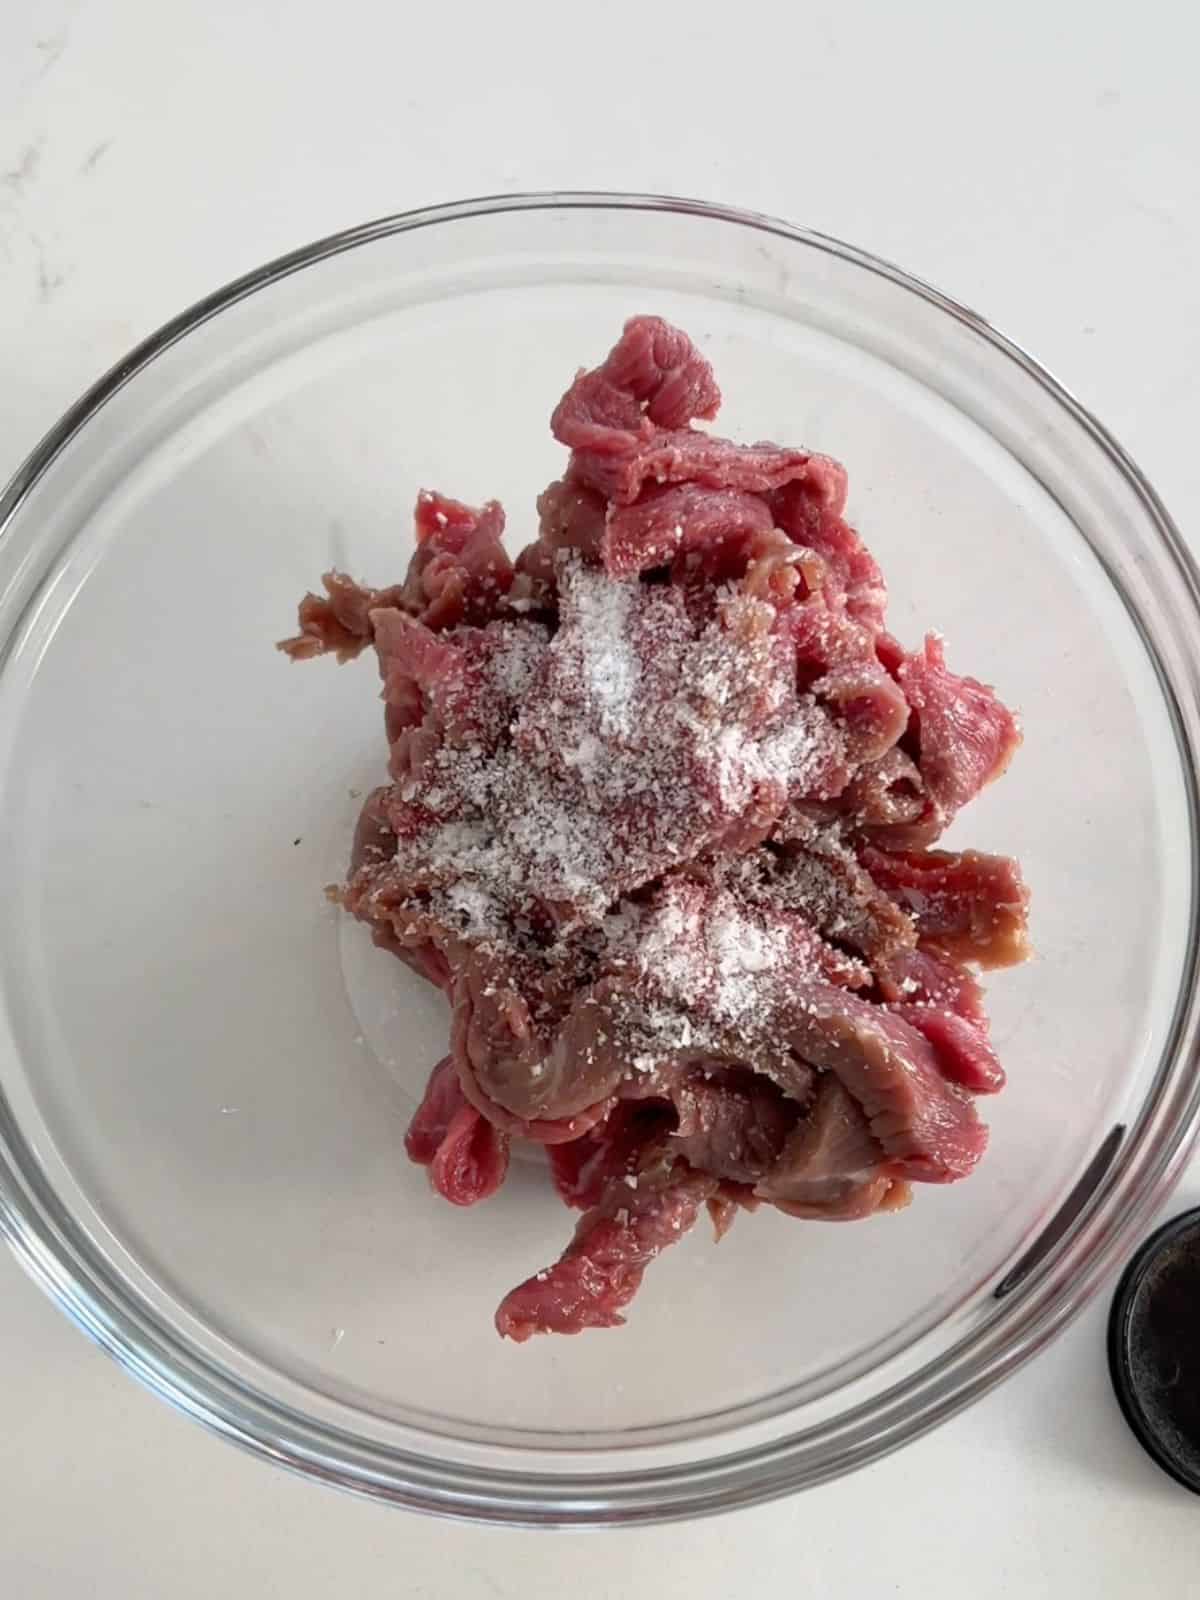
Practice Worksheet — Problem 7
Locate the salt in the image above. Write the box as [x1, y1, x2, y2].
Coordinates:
[373, 553, 839, 1018]
[572, 569, 639, 737]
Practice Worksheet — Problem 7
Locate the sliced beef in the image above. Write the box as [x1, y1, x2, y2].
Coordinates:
[548, 1101, 676, 1209]
[403, 490, 513, 630]
[601, 483, 775, 577]
[861, 845, 1031, 968]
[730, 829, 916, 968]
[812, 658, 910, 763]
[706, 1181, 761, 1240]
[669, 1067, 802, 1184]
[370, 560, 848, 934]
[768, 481, 882, 629]
[429, 1104, 511, 1204]
[448, 953, 628, 1127]
[372, 609, 546, 768]
[534, 476, 608, 563]
[738, 529, 828, 612]
[779, 985, 988, 1182]
[404, 1055, 465, 1164]
[368, 918, 454, 992]
[277, 570, 409, 662]
[277, 492, 512, 662]
[782, 588, 883, 689]
[349, 786, 398, 875]
[550, 314, 722, 453]
[838, 747, 929, 835]
[755, 1075, 908, 1220]
[877, 943, 986, 1021]
[405, 1055, 511, 1204]
[282, 312, 1027, 1337]
[572, 431, 834, 509]
[553, 323, 843, 506]
[898, 634, 1020, 818]
[890, 1006, 1006, 1094]
[495, 1158, 717, 1340]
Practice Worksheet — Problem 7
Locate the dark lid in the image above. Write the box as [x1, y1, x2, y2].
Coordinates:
[1108, 1206, 1200, 1495]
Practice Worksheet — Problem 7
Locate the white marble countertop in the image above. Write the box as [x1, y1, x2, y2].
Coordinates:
[3, 0, 1200, 1591]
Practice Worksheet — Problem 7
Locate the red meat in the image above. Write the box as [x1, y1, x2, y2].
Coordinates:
[281, 313, 1028, 1338]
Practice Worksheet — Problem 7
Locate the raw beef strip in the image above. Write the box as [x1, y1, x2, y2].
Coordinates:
[495, 1159, 717, 1340]
[548, 1101, 675, 1209]
[785, 590, 878, 682]
[554, 321, 843, 503]
[402, 490, 513, 630]
[405, 1055, 465, 1163]
[890, 1007, 1006, 1094]
[838, 748, 930, 836]
[429, 1103, 511, 1205]
[447, 952, 626, 1135]
[705, 1182, 762, 1241]
[877, 939, 1004, 1099]
[550, 314, 722, 452]
[877, 944, 987, 1021]
[737, 529, 828, 613]
[375, 561, 847, 934]
[602, 483, 775, 577]
[572, 430, 837, 509]
[277, 491, 513, 662]
[812, 658, 910, 763]
[875, 630, 906, 678]
[861, 845, 1030, 968]
[898, 634, 1021, 817]
[367, 916, 454, 993]
[534, 477, 607, 562]
[603, 880, 983, 1184]
[349, 786, 398, 875]
[769, 480, 883, 630]
[372, 610, 548, 768]
[277, 570, 409, 662]
[619, 874, 866, 1054]
[719, 832, 916, 968]
[405, 1056, 511, 1204]
[780, 985, 988, 1182]
[755, 1075, 909, 1220]
[668, 1067, 802, 1184]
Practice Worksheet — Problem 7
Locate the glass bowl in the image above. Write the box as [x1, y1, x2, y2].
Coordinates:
[2, 193, 1199, 1527]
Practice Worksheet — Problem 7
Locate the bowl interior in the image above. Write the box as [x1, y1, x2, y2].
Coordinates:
[0, 204, 1192, 1472]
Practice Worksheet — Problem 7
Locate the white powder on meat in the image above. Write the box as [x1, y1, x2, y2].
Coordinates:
[707, 903, 790, 1030]
[714, 704, 837, 811]
[488, 625, 547, 702]
[384, 556, 843, 950]
[618, 885, 792, 1070]
[572, 570, 639, 737]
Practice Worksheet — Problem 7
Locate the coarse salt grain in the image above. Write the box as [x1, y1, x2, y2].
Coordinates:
[572, 569, 639, 737]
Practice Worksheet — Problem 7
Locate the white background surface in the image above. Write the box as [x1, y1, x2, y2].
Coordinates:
[2, 0, 1200, 1592]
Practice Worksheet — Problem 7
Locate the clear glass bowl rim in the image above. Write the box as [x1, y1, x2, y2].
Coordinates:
[2, 189, 1199, 1527]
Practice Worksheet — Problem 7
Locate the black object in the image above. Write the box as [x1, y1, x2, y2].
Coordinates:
[1108, 1206, 1200, 1494]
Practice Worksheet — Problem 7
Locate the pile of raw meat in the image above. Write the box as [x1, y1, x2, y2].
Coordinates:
[280, 317, 1029, 1340]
